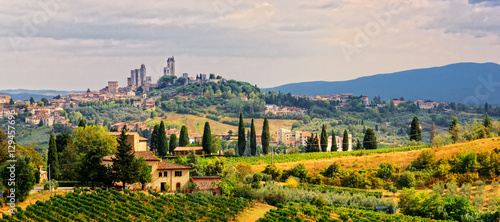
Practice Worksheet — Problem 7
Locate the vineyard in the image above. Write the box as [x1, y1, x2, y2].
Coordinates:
[1, 189, 251, 222]
[257, 202, 455, 222]
[222, 145, 430, 165]
[293, 183, 383, 198]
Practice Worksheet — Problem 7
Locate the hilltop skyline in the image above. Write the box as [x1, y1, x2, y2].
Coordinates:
[1, 0, 500, 90]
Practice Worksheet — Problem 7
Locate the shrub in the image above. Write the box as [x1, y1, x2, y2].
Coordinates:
[446, 181, 458, 196]
[253, 173, 264, 182]
[263, 164, 282, 181]
[236, 162, 253, 181]
[322, 163, 340, 178]
[244, 175, 254, 184]
[432, 182, 444, 195]
[264, 189, 287, 206]
[224, 148, 236, 156]
[376, 162, 397, 179]
[284, 164, 308, 181]
[442, 195, 476, 221]
[310, 196, 327, 208]
[286, 177, 299, 188]
[476, 180, 486, 194]
[487, 196, 498, 211]
[459, 183, 472, 200]
[457, 172, 479, 186]
[473, 194, 485, 211]
[451, 152, 479, 174]
[397, 171, 415, 188]
[43, 179, 59, 191]
[491, 182, 499, 192]
[261, 174, 273, 182]
[341, 171, 371, 189]
[410, 150, 436, 170]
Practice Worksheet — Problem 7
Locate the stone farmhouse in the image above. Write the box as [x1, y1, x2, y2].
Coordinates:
[102, 132, 191, 192]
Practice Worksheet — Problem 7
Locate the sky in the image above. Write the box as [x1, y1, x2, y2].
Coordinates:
[1, 0, 500, 91]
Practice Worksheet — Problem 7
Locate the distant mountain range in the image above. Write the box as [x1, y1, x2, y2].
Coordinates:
[0, 89, 83, 101]
[262, 62, 500, 105]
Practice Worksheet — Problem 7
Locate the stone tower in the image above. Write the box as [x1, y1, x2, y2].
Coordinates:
[140, 64, 146, 85]
[164, 56, 175, 76]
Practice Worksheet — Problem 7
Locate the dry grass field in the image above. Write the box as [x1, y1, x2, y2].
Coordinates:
[153, 113, 299, 135]
[251, 137, 500, 173]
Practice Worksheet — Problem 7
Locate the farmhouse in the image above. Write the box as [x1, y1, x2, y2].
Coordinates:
[102, 151, 191, 191]
[103, 131, 191, 191]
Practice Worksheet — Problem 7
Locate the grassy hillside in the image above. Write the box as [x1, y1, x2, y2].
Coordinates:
[250, 137, 500, 172]
[152, 113, 298, 135]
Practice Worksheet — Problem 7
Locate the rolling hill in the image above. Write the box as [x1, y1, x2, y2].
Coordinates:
[262, 62, 500, 105]
[0, 89, 82, 101]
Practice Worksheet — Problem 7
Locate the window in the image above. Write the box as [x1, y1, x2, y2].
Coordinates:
[175, 171, 182, 177]
[158, 172, 162, 177]
[164, 171, 167, 177]
[176, 182, 181, 190]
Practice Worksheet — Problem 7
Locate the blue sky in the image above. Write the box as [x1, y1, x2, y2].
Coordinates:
[1, 0, 500, 90]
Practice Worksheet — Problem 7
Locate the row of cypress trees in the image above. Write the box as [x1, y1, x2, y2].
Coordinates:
[150, 121, 189, 157]
[236, 113, 270, 156]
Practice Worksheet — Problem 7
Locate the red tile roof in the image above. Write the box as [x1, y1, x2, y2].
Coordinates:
[103, 151, 159, 162]
[157, 161, 191, 170]
[191, 176, 221, 190]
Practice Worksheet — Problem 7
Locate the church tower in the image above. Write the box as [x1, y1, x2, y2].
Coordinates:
[163, 56, 175, 76]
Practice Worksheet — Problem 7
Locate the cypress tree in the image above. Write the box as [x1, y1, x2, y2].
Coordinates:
[431, 122, 436, 144]
[179, 125, 189, 147]
[331, 130, 337, 151]
[47, 132, 59, 180]
[112, 126, 140, 189]
[150, 124, 159, 153]
[449, 117, 459, 143]
[55, 131, 71, 153]
[78, 119, 86, 128]
[305, 134, 320, 152]
[320, 125, 328, 152]
[410, 116, 421, 142]
[363, 128, 377, 149]
[202, 122, 212, 154]
[250, 119, 257, 156]
[262, 117, 270, 155]
[157, 121, 168, 157]
[169, 134, 177, 154]
[238, 113, 246, 156]
[342, 130, 349, 151]
[484, 114, 492, 129]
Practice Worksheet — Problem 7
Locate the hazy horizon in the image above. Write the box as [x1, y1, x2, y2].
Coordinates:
[2, 0, 500, 91]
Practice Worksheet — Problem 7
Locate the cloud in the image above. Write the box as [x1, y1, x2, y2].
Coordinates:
[1, 0, 500, 90]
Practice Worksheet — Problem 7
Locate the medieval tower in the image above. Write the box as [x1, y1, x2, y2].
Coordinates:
[163, 56, 175, 76]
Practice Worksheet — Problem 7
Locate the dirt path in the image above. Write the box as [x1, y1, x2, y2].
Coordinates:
[236, 202, 276, 222]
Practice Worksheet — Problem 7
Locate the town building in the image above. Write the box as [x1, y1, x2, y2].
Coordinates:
[0, 95, 11, 104]
[109, 132, 148, 152]
[130, 64, 152, 88]
[276, 128, 310, 146]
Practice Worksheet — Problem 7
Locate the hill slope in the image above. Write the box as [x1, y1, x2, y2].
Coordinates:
[0, 89, 82, 101]
[262, 62, 500, 105]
